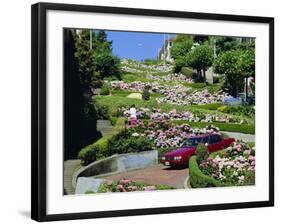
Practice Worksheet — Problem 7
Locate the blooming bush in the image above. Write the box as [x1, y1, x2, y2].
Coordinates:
[196, 143, 209, 163]
[97, 178, 174, 193]
[119, 107, 242, 124]
[199, 141, 255, 186]
[146, 73, 193, 83]
[121, 59, 173, 73]
[157, 89, 229, 105]
[108, 135, 153, 155]
[109, 80, 190, 95]
[126, 116, 220, 148]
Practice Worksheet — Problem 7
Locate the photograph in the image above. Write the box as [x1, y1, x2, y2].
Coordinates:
[63, 28, 256, 195]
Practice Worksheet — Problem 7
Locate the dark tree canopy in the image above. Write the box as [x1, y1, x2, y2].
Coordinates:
[64, 29, 101, 160]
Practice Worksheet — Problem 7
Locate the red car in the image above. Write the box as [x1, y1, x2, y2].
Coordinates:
[160, 133, 235, 167]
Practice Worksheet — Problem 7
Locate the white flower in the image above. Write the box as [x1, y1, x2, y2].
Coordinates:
[132, 132, 139, 137]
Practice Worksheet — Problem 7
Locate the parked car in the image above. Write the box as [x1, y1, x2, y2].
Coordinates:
[160, 133, 235, 167]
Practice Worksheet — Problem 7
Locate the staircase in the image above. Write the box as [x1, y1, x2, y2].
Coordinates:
[63, 159, 81, 195]
[97, 120, 113, 136]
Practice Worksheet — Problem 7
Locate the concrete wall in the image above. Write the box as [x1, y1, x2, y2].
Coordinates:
[72, 150, 158, 188]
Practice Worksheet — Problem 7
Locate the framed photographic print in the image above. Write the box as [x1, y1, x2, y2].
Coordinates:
[31, 2, 274, 222]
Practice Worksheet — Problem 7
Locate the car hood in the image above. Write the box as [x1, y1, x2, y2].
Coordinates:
[164, 146, 196, 157]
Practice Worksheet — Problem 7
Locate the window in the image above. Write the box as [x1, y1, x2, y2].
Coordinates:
[209, 135, 222, 144]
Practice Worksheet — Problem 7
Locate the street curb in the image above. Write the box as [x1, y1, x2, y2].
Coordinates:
[183, 175, 190, 189]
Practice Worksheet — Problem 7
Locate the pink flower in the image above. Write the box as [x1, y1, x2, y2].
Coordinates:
[120, 178, 131, 185]
[117, 185, 126, 192]
[248, 155, 255, 161]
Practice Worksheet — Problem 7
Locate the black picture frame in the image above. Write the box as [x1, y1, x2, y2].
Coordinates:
[31, 2, 274, 222]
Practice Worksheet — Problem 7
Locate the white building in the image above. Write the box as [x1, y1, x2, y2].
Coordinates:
[157, 37, 175, 63]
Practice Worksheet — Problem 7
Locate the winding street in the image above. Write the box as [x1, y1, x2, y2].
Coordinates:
[222, 131, 255, 142]
[103, 164, 189, 189]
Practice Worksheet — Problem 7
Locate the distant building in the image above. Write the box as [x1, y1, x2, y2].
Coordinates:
[157, 37, 175, 63]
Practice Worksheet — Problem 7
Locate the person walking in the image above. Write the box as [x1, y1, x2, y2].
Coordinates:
[129, 104, 137, 125]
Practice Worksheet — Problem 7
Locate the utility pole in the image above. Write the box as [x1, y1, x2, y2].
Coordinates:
[157, 48, 161, 62]
[90, 29, 92, 50]
[213, 37, 217, 58]
[163, 34, 166, 65]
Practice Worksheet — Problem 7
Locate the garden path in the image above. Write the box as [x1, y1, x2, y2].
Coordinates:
[64, 159, 81, 195]
[97, 120, 113, 136]
[103, 164, 190, 189]
[222, 131, 255, 142]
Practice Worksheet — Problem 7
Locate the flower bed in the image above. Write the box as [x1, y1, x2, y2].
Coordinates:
[198, 141, 255, 186]
[189, 156, 227, 188]
[126, 117, 220, 148]
[96, 178, 174, 193]
[156, 89, 229, 105]
[146, 73, 193, 83]
[121, 59, 173, 73]
[119, 107, 242, 124]
[109, 80, 190, 95]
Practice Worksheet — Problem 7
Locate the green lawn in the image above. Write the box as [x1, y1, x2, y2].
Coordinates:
[172, 120, 255, 134]
[183, 83, 222, 93]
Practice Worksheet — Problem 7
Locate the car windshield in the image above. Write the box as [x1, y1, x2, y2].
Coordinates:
[184, 137, 209, 146]
[184, 138, 201, 146]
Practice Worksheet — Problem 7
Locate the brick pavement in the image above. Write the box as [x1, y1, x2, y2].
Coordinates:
[104, 164, 189, 189]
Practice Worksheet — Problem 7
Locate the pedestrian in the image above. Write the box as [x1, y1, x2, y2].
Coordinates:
[129, 104, 137, 125]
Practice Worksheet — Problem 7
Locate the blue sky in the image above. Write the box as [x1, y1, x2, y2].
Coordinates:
[105, 31, 174, 61]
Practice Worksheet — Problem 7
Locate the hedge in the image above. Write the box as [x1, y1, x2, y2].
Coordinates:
[189, 155, 228, 188]
[78, 118, 125, 166]
[181, 67, 193, 78]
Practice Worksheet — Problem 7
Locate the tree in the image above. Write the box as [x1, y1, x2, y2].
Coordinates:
[74, 30, 121, 92]
[193, 35, 209, 44]
[186, 44, 214, 82]
[74, 30, 102, 95]
[239, 48, 255, 101]
[213, 49, 255, 98]
[171, 36, 193, 72]
[64, 29, 101, 160]
[92, 31, 121, 79]
[171, 36, 193, 59]
[215, 37, 239, 55]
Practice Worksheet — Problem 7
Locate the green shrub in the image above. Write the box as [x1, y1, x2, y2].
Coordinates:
[78, 118, 125, 166]
[181, 67, 193, 78]
[243, 170, 255, 186]
[108, 135, 153, 155]
[142, 86, 150, 100]
[78, 143, 97, 166]
[196, 143, 209, 163]
[143, 59, 158, 65]
[109, 116, 118, 126]
[189, 156, 227, 188]
[95, 103, 110, 120]
[217, 105, 255, 118]
[100, 82, 110, 95]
